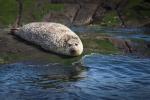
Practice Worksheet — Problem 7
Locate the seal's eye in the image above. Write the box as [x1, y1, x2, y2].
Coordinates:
[75, 43, 78, 46]
[68, 44, 72, 47]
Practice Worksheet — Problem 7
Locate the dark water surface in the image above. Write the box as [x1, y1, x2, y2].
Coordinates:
[0, 54, 150, 100]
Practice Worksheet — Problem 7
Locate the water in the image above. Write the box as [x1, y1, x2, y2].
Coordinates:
[0, 26, 150, 100]
[0, 54, 150, 100]
[72, 26, 150, 41]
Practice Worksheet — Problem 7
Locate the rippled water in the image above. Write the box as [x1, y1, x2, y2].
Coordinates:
[0, 54, 150, 100]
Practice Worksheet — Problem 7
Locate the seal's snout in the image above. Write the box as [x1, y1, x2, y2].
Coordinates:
[69, 48, 82, 56]
[70, 49, 77, 56]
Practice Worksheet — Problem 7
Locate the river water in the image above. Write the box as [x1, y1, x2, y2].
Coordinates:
[0, 27, 150, 100]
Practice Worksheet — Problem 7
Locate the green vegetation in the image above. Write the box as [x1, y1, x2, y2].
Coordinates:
[126, 0, 143, 8]
[0, 0, 64, 25]
[81, 37, 120, 54]
[100, 11, 121, 27]
[0, 58, 6, 64]
[0, 0, 17, 25]
[0, 52, 81, 65]
[0, 53, 29, 64]
[100, 0, 150, 27]
[0, 0, 149, 27]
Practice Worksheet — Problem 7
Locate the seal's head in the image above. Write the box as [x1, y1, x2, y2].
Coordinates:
[62, 35, 83, 56]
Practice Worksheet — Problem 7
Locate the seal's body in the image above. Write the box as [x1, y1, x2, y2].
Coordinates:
[14, 22, 83, 56]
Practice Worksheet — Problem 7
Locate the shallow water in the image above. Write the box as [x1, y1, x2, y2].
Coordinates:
[0, 54, 150, 100]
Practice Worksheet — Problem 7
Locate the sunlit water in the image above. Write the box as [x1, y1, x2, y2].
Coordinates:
[0, 54, 150, 100]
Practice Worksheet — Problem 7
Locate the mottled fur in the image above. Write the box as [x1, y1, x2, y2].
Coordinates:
[14, 22, 83, 56]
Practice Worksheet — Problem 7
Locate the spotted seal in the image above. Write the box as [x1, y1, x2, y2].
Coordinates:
[12, 22, 83, 56]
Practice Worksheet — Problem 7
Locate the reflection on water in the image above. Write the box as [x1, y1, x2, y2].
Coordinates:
[0, 54, 150, 100]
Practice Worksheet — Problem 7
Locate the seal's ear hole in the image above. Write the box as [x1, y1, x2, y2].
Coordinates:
[64, 35, 71, 43]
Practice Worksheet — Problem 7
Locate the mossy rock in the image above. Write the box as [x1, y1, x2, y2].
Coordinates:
[81, 37, 120, 54]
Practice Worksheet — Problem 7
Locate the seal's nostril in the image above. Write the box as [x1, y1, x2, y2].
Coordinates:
[70, 49, 76, 55]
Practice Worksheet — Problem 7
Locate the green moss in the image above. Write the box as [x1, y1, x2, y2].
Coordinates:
[0, 52, 81, 65]
[122, 0, 150, 21]
[45, 54, 81, 65]
[0, 0, 17, 25]
[0, 53, 29, 64]
[44, 3, 64, 11]
[0, 58, 6, 64]
[81, 37, 120, 54]
[101, 11, 121, 27]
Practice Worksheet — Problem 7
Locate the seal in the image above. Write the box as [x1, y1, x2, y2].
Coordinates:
[12, 22, 83, 56]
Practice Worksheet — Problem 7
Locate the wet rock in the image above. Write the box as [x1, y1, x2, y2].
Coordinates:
[73, 4, 98, 25]
[102, 36, 150, 56]
[133, 41, 150, 57]
[63, 4, 80, 23]
[92, 6, 106, 24]
[104, 37, 134, 53]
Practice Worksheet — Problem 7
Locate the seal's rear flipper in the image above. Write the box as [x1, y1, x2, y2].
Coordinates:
[10, 28, 20, 34]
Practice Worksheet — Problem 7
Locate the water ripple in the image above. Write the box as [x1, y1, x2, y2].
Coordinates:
[0, 54, 150, 100]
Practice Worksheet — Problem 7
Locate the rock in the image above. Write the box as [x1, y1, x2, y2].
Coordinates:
[73, 4, 98, 25]
[43, 4, 81, 26]
[43, 12, 71, 26]
[105, 37, 135, 53]
[63, 4, 80, 23]
[92, 6, 106, 24]
[43, 4, 99, 26]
